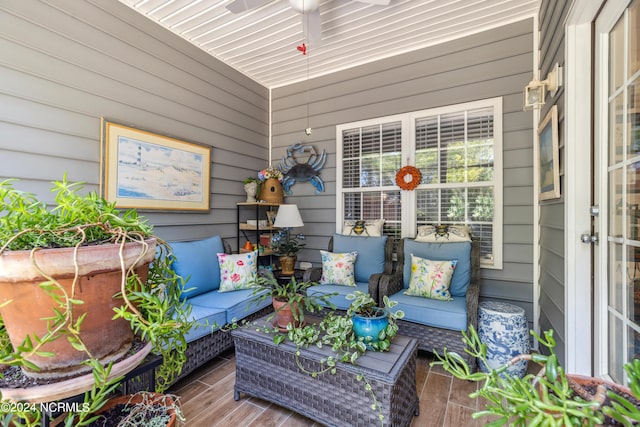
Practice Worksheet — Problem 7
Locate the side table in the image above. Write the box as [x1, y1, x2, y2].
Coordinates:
[478, 301, 529, 378]
[273, 269, 303, 284]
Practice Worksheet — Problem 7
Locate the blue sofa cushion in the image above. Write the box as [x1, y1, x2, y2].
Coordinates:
[309, 281, 370, 311]
[403, 240, 471, 297]
[390, 291, 468, 332]
[170, 236, 224, 299]
[332, 234, 388, 283]
[189, 288, 272, 324]
[183, 304, 227, 343]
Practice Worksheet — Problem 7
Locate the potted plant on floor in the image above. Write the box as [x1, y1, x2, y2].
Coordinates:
[0, 176, 193, 426]
[87, 391, 185, 427]
[432, 326, 640, 426]
[251, 275, 334, 331]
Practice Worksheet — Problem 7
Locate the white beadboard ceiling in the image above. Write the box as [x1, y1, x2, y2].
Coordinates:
[119, 0, 539, 88]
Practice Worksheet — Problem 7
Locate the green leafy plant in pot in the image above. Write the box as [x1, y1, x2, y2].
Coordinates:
[432, 325, 640, 426]
[251, 275, 334, 331]
[0, 176, 193, 426]
[346, 291, 403, 351]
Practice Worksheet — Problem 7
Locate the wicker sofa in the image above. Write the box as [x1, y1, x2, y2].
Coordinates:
[378, 237, 480, 367]
[167, 235, 272, 383]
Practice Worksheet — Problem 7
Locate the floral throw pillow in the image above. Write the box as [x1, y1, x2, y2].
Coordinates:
[217, 251, 258, 292]
[319, 250, 357, 287]
[404, 254, 457, 301]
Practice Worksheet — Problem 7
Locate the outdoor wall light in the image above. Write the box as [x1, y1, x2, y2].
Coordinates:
[523, 63, 563, 111]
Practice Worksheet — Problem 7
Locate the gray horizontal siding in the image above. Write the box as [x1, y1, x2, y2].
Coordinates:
[537, 0, 571, 364]
[273, 19, 535, 315]
[0, 0, 269, 244]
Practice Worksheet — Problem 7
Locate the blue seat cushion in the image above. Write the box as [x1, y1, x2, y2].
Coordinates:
[390, 291, 468, 332]
[332, 234, 388, 283]
[182, 304, 227, 343]
[403, 240, 471, 297]
[170, 236, 224, 299]
[308, 281, 370, 311]
[189, 288, 271, 324]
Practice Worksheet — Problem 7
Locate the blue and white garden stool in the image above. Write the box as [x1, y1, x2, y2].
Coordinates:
[478, 301, 529, 378]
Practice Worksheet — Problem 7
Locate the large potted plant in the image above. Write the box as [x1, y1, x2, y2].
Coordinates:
[0, 176, 193, 426]
[432, 325, 640, 426]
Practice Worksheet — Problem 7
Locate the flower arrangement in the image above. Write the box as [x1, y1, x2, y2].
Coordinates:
[258, 166, 284, 182]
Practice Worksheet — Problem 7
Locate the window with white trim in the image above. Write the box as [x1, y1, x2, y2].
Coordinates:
[336, 98, 503, 269]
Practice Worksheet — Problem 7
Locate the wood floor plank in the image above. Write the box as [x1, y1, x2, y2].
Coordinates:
[444, 401, 477, 427]
[171, 349, 484, 427]
[413, 372, 451, 427]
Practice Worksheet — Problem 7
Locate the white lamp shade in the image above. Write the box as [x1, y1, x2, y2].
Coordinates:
[274, 204, 304, 228]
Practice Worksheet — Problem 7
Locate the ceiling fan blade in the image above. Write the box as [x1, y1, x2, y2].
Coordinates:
[226, 0, 270, 14]
[353, 0, 391, 5]
[302, 8, 322, 44]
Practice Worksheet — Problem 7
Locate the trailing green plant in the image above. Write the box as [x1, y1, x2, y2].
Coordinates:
[0, 175, 194, 426]
[431, 325, 640, 427]
[346, 291, 403, 352]
[86, 391, 185, 427]
[248, 290, 404, 425]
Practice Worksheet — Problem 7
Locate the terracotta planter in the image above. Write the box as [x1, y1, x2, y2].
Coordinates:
[279, 255, 297, 275]
[261, 178, 284, 203]
[92, 392, 177, 427]
[272, 297, 300, 331]
[0, 239, 156, 379]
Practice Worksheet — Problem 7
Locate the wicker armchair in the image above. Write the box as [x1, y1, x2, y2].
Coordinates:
[303, 234, 396, 308]
[378, 238, 480, 367]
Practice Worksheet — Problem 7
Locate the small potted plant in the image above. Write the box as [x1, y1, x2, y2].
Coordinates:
[346, 291, 404, 351]
[0, 176, 193, 426]
[432, 326, 640, 426]
[251, 275, 334, 331]
[270, 232, 305, 275]
[87, 391, 185, 427]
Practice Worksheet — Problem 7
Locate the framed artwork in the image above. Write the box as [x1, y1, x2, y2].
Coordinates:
[100, 119, 211, 211]
[266, 210, 277, 226]
[537, 105, 560, 200]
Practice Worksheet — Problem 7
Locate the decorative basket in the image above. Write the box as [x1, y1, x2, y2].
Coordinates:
[260, 178, 284, 204]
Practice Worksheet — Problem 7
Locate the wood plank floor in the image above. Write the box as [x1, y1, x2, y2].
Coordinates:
[168, 348, 492, 427]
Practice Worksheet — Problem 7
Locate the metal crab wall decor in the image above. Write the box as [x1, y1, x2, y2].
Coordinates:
[278, 142, 326, 195]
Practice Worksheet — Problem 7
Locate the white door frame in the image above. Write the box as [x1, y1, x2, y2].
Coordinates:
[564, 0, 604, 375]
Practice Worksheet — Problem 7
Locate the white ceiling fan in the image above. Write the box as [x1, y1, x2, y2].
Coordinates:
[226, 0, 391, 44]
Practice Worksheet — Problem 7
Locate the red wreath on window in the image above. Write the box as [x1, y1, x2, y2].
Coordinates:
[395, 166, 422, 191]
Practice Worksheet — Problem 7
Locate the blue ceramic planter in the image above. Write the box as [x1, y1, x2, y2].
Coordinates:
[352, 309, 389, 349]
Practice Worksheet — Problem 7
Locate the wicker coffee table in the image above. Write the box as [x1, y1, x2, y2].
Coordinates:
[232, 315, 419, 427]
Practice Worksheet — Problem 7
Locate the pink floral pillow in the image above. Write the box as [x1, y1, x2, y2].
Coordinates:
[319, 250, 357, 287]
[404, 254, 457, 301]
[217, 251, 258, 292]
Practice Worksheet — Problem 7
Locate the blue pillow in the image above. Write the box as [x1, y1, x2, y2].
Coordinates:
[403, 239, 471, 297]
[170, 236, 224, 299]
[332, 234, 388, 283]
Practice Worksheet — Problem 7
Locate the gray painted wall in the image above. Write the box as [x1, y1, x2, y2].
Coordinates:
[537, 0, 571, 365]
[272, 19, 536, 323]
[0, 0, 269, 243]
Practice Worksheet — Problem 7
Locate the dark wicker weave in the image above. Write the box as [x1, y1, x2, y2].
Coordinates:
[174, 305, 273, 383]
[232, 315, 419, 427]
[302, 236, 397, 303]
[378, 238, 481, 367]
[170, 239, 274, 385]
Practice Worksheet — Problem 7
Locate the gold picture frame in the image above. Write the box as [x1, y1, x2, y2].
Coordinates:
[100, 119, 211, 211]
[537, 105, 560, 200]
